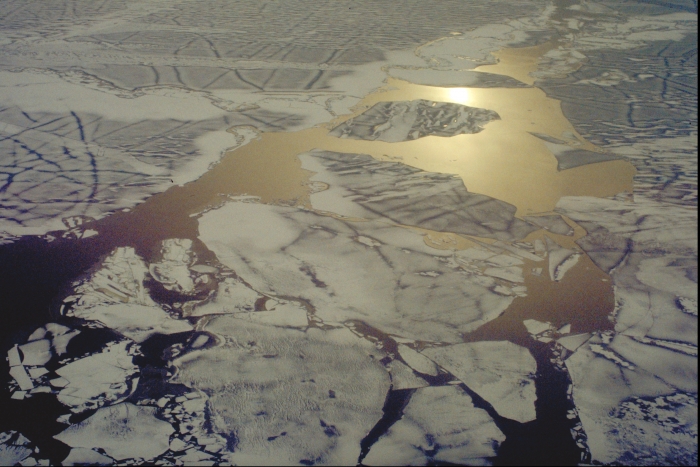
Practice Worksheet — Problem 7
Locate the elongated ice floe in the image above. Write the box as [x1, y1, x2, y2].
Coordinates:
[422, 341, 537, 422]
[300, 150, 539, 241]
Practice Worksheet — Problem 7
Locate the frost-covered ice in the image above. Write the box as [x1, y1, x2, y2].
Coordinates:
[301, 150, 538, 241]
[198, 200, 518, 343]
[174, 317, 390, 465]
[55, 403, 174, 461]
[422, 341, 537, 423]
[149, 239, 197, 294]
[329, 100, 499, 142]
[189, 277, 261, 317]
[363, 386, 504, 465]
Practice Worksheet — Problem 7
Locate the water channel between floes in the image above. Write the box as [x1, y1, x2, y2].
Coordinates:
[0, 39, 634, 465]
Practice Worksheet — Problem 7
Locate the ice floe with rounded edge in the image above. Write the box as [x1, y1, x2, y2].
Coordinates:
[173, 317, 390, 466]
[363, 385, 504, 466]
[422, 341, 537, 423]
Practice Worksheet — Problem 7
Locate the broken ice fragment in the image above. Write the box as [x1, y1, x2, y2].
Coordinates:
[19, 340, 52, 366]
[545, 237, 581, 281]
[52, 330, 80, 356]
[9, 366, 34, 391]
[27, 328, 46, 342]
[423, 341, 537, 422]
[7, 345, 21, 367]
[397, 344, 438, 376]
[523, 319, 552, 336]
[27, 368, 49, 379]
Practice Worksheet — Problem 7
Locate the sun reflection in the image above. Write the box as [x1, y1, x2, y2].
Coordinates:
[447, 87, 471, 104]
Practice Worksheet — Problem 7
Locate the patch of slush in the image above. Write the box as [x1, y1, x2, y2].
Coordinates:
[363, 386, 504, 466]
[422, 341, 537, 423]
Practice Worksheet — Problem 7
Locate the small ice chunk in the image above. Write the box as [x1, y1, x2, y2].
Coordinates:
[49, 377, 70, 388]
[387, 360, 429, 390]
[9, 366, 34, 391]
[27, 328, 46, 342]
[7, 345, 21, 367]
[51, 330, 80, 356]
[398, 345, 438, 376]
[169, 438, 187, 452]
[189, 265, 218, 274]
[55, 403, 174, 461]
[545, 237, 581, 281]
[484, 266, 524, 283]
[28, 368, 49, 379]
[19, 340, 52, 366]
[190, 335, 209, 349]
[10, 391, 26, 400]
[558, 324, 571, 334]
[531, 267, 542, 276]
[61, 448, 113, 466]
[30, 386, 52, 394]
[523, 319, 552, 336]
[557, 333, 591, 352]
[45, 323, 71, 336]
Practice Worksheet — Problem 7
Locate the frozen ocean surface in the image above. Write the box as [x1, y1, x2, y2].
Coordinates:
[0, 0, 696, 466]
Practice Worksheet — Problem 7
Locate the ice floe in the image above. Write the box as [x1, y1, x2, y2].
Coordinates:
[422, 341, 537, 422]
[301, 150, 539, 241]
[363, 386, 504, 465]
[55, 403, 174, 462]
[198, 200, 519, 343]
[174, 317, 390, 465]
[55, 340, 140, 413]
[329, 100, 499, 142]
[544, 236, 581, 282]
[530, 132, 623, 170]
[565, 331, 698, 465]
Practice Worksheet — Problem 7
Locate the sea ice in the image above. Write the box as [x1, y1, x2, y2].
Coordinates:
[55, 403, 174, 461]
[61, 448, 114, 466]
[397, 345, 438, 377]
[0, 432, 32, 466]
[422, 341, 537, 422]
[174, 317, 390, 465]
[55, 340, 140, 413]
[329, 100, 499, 142]
[149, 239, 196, 294]
[198, 201, 516, 343]
[69, 303, 193, 343]
[363, 386, 504, 465]
[544, 236, 581, 282]
[189, 277, 261, 317]
[300, 150, 538, 241]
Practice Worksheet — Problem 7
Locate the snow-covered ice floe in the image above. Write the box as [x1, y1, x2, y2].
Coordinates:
[197, 200, 524, 343]
[174, 317, 390, 465]
[363, 386, 505, 466]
